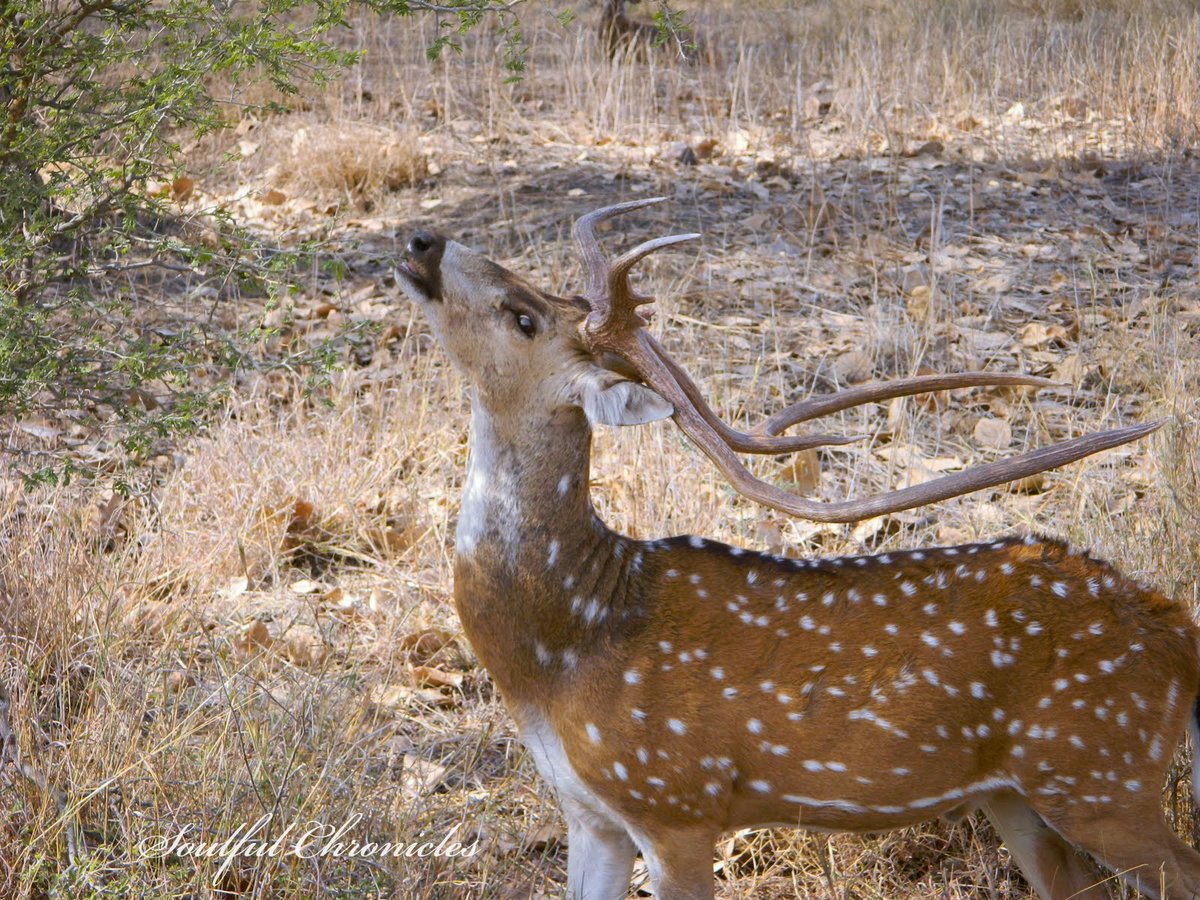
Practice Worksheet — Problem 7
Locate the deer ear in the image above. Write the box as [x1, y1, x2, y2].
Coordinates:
[580, 378, 673, 427]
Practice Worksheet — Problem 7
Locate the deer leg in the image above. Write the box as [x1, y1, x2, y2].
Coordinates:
[982, 793, 1110, 899]
[564, 807, 638, 900]
[637, 827, 717, 900]
[1045, 806, 1200, 900]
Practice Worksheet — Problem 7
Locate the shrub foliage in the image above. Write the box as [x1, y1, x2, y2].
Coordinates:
[0, 0, 524, 484]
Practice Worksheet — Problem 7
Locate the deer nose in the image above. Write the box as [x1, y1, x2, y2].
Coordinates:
[399, 230, 446, 301]
[406, 231, 445, 263]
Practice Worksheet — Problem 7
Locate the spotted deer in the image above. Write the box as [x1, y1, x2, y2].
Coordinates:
[600, 0, 660, 58]
[395, 198, 1200, 899]
[599, 0, 697, 64]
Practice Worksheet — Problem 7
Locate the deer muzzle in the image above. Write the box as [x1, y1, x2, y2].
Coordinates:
[396, 230, 446, 302]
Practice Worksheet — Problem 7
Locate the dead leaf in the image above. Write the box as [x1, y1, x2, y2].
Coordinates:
[1106, 492, 1137, 516]
[170, 176, 195, 202]
[1053, 354, 1091, 384]
[382, 733, 415, 760]
[409, 665, 463, 690]
[778, 449, 820, 493]
[377, 323, 405, 346]
[261, 497, 327, 554]
[925, 456, 964, 472]
[974, 417, 1012, 449]
[289, 579, 326, 595]
[324, 589, 376, 624]
[224, 576, 249, 600]
[370, 683, 456, 710]
[851, 516, 885, 544]
[286, 633, 328, 668]
[973, 272, 1012, 294]
[400, 754, 449, 797]
[236, 619, 273, 654]
[260, 188, 287, 205]
[369, 683, 410, 710]
[86, 489, 125, 545]
[128, 388, 158, 410]
[17, 420, 61, 441]
[164, 669, 195, 694]
[1017, 322, 1067, 348]
[400, 629, 459, 664]
[907, 285, 935, 322]
[125, 600, 178, 638]
[291, 496, 319, 532]
[988, 395, 1012, 419]
[365, 524, 416, 555]
[832, 350, 873, 384]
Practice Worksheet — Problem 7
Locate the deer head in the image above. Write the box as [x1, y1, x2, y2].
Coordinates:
[396, 230, 673, 431]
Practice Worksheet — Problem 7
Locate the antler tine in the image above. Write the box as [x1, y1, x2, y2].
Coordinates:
[752, 372, 1063, 439]
[573, 197, 701, 339]
[573, 196, 672, 302]
[584, 233, 703, 334]
[646, 337, 1064, 455]
[610, 233, 702, 302]
[645, 332, 870, 453]
[730, 418, 1166, 523]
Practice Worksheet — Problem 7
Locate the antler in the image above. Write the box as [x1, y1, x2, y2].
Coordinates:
[573, 197, 1163, 524]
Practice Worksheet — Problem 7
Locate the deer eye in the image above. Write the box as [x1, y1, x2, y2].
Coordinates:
[515, 312, 537, 337]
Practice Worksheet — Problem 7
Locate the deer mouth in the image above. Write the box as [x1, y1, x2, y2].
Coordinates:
[395, 259, 440, 303]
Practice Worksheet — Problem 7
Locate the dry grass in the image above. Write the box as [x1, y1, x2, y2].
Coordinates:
[4, 0, 1200, 897]
[280, 0, 1200, 157]
[284, 123, 429, 208]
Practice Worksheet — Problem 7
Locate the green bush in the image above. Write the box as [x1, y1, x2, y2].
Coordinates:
[0, 0, 525, 486]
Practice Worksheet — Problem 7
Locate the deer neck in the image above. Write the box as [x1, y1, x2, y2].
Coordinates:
[454, 395, 637, 705]
[457, 395, 602, 562]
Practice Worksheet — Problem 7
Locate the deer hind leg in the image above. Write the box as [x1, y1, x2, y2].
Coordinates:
[983, 793, 1111, 898]
[1046, 804, 1200, 900]
[635, 826, 718, 900]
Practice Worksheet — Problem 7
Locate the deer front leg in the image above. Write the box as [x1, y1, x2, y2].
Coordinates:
[564, 805, 638, 900]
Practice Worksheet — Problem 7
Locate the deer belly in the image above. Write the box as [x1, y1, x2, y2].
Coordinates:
[516, 708, 640, 832]
[725, 771, 1020, 834]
